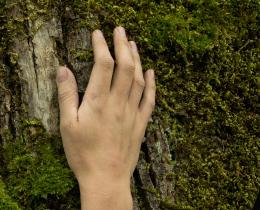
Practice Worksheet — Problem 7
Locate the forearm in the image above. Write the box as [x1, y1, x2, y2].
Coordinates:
[79, 178, 133, 210]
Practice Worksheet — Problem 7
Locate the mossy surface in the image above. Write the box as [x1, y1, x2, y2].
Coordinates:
[0, 179, 21, 210]
[0, 0, 259, 209]
[1, 120, 78, 210]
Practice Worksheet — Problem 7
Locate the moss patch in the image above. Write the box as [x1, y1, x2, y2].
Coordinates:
[0, 179, 21, 210]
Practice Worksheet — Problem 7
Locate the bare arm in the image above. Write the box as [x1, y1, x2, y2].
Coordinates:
[56, 26, 155, 210]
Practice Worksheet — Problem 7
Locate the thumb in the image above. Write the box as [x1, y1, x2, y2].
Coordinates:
[56, 66, 79, 124]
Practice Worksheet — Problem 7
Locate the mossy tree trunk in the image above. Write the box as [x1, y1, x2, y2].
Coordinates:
[0, 1, 174, 209]
[1, 0, 259, 209]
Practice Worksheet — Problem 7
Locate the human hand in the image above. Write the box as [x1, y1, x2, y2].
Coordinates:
[56, 26, 155, 209]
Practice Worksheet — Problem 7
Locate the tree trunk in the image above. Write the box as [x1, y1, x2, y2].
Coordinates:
[0, 1, 174, 209]
[2, 1, 258, 209]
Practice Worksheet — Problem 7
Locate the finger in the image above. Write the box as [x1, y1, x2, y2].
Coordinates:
[84, 30, 114, 101]
[111, 26, 135, 102]
[128, 41, 145, 109]
[139, 70, 156, 122]
[56, 66, 79, 124]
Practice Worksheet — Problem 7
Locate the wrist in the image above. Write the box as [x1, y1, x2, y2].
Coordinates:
[78, 176, 133, 210]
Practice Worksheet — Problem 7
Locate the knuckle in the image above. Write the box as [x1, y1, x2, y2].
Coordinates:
[58, 91, 76, 103]
[98, 56, 114, 69]
[135, 78, 145, 89]
[120, 60, 135, 74]
[125, 63, 135, 73]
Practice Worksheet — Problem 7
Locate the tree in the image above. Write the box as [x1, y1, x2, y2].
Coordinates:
[1, 0, 259, 209]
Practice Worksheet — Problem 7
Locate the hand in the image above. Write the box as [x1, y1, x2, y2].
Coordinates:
[56, 26, 156, 210]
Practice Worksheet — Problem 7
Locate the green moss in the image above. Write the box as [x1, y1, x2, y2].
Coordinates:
[2, 119, 77, 209]
[1, 0, 259, 209]
[70, 48, 94, 62]
[0, 179, 21, 210]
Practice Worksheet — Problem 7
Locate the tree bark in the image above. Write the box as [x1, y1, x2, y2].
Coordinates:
[0, 1, 174, 209]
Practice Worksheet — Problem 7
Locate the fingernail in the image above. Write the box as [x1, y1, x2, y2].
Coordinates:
[57, 66, 68, 83]
[94, 29, 103, 38]
[117, 26, 126, 36]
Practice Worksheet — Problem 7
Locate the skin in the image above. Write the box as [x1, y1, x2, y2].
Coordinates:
[56, 26, 156, 210]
